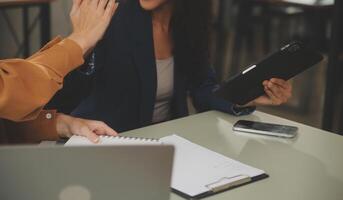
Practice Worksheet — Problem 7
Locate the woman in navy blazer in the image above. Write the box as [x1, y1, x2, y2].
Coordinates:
[48, 0, 292, 133]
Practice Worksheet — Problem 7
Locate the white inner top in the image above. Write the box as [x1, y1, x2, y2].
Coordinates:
[152, 57, 174, 123]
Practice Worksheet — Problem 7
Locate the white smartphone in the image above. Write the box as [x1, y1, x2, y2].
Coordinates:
[233, 120, 298, 138]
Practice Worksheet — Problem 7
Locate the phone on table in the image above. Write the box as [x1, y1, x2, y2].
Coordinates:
[233, 120, 298, 138]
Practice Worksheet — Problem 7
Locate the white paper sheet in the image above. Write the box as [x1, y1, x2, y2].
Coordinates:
[160, 135, 265, 197]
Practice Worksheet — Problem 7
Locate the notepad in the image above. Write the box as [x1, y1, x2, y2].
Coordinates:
[65, 134, 267, 198]
[160, 135, 268, 198]
[65, 135, 162, 146]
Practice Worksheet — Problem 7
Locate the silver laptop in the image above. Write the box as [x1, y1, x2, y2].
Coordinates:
[0, 145, 174, 200]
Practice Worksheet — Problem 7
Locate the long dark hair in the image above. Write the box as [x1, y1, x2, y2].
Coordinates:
[171, 0, 212, 84]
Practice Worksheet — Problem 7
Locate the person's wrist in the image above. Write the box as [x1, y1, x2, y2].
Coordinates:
[56, 113, 74, 138]
[236, 101, 255, 108]
[67, 33, 95, 56]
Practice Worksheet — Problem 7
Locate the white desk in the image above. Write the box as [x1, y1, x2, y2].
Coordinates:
[121, 111, 343, 200]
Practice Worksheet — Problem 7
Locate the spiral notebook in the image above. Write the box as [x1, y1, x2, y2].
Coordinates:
[65, 134, 268, 199]
[65, 135, 162, 146]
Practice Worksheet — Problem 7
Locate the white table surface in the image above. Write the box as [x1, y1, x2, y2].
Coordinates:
[121, 110, 343, 200]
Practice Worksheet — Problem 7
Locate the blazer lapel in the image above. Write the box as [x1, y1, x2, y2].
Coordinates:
[127, 3, 157, 126]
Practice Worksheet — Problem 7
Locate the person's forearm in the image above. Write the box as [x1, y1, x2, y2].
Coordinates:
[0, 37, 84, 121]
[3, 110, 59, 143]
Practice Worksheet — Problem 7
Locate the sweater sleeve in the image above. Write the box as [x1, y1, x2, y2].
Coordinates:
[0, 37, 84, 121]
[3, 110, 59, 144]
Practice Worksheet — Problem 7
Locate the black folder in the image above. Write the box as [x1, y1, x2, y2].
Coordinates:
[215, 41, 324, 105]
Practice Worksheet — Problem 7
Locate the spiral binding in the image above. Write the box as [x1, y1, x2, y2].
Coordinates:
[100, 135, 160, 142]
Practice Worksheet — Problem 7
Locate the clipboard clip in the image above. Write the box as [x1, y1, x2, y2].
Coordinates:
[205, 175, 252, 193]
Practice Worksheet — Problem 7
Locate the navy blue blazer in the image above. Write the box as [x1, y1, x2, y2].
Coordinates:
[48, 0, 254, 132]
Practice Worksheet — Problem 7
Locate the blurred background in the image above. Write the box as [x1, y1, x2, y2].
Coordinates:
[0, 0, 342, 135]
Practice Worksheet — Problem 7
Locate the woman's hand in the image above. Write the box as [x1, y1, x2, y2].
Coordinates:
[68, 0, 119, 55]
[244, 78, 293, 107]
[56, 113, 117, 143]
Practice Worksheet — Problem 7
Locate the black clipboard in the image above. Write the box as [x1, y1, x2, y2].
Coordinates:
[215, 41, 324, 105]
[172, 173, 269, 199]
